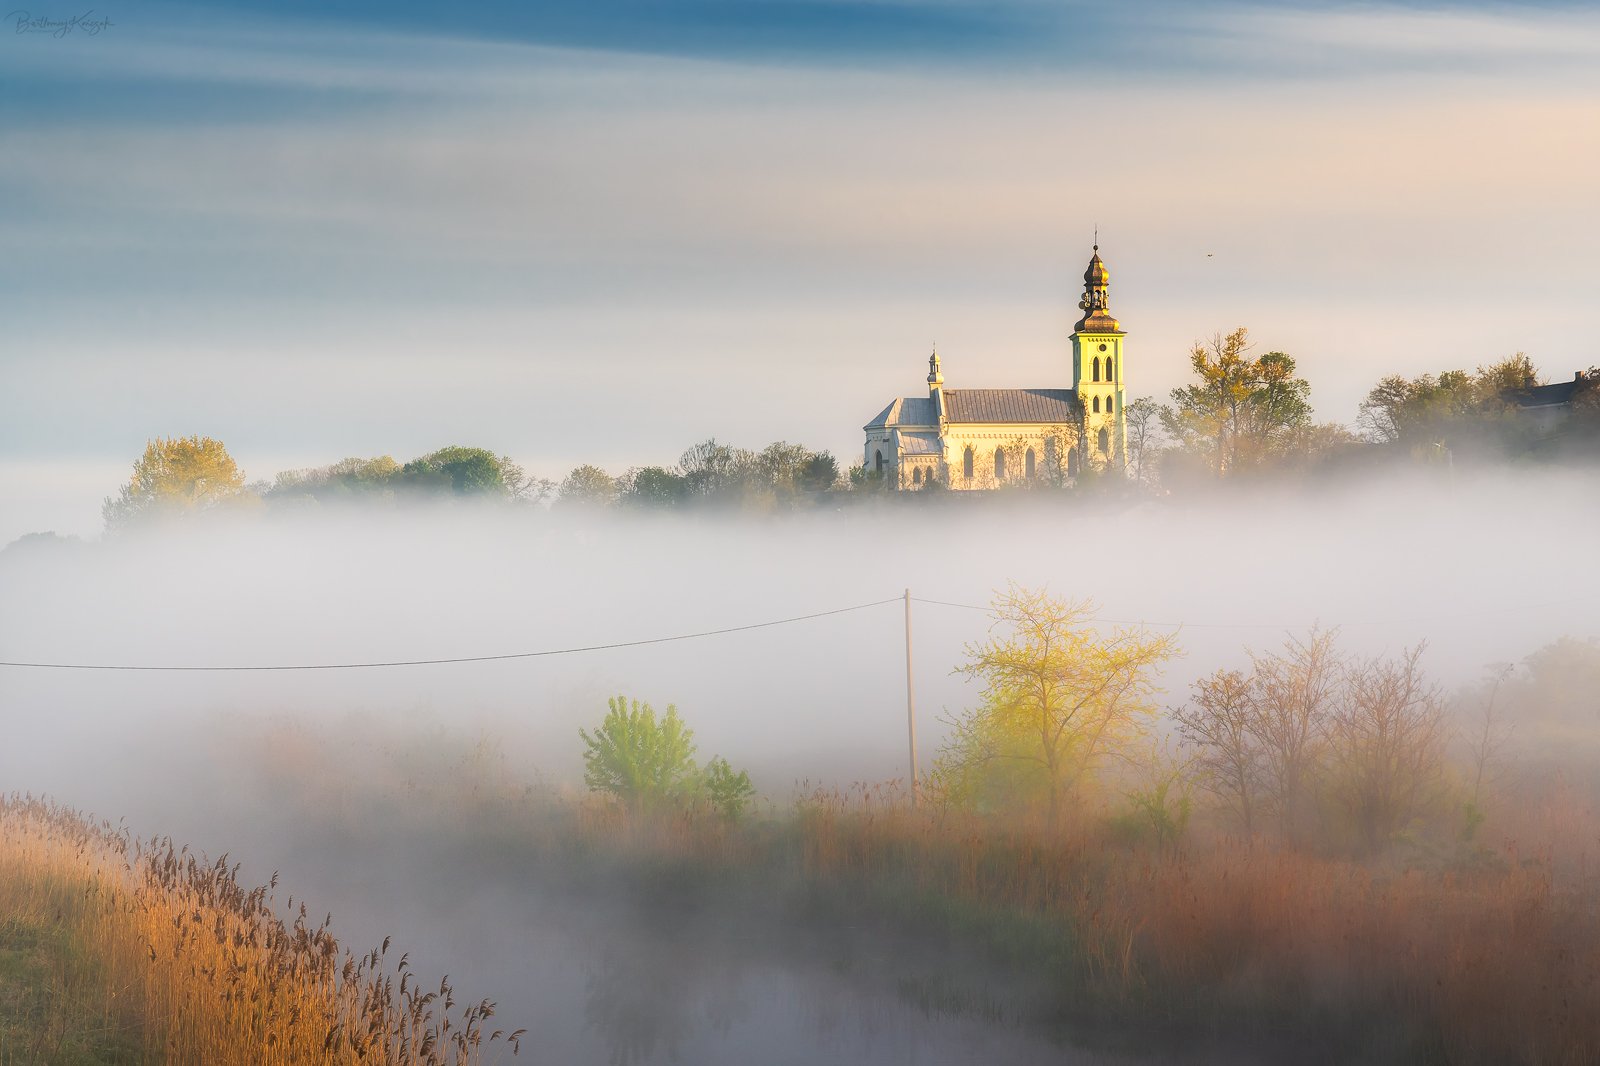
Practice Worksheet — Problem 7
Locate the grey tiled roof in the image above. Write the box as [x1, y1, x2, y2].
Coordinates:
[864, 396, 938, 429]
[898, 432, 942, 455]
[1508, 379, 1583, 408]
[943, 389, 1080, 424]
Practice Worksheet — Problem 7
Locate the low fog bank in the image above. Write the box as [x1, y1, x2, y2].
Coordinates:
[3, 466, 1598, 814]
[3, 467, 1597, 1063]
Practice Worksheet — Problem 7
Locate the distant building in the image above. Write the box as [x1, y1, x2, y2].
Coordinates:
[1503, 370, 1599, 451]
[1506, 371, 1594, 417]
[862, 246, 1126, 490]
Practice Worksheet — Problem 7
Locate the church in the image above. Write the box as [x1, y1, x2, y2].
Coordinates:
[863, 246, 1128, 490]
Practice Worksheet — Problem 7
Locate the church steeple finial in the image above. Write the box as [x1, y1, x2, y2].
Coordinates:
[1074, 242, 1120, 333]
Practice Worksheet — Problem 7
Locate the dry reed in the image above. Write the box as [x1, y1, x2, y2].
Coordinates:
[0, 794, 523, 1065]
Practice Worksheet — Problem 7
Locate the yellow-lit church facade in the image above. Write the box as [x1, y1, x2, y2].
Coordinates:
[863, 246, 1128, 490]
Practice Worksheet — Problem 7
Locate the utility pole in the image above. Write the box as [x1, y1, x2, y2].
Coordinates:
[904, 587, 919, 804]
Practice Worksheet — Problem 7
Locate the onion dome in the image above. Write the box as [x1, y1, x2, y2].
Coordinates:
[1084, 247, 1109, 288]
[1074, 243, 1122, 334]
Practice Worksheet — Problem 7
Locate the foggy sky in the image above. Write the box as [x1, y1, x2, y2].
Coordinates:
[4, 0, 1600, 543]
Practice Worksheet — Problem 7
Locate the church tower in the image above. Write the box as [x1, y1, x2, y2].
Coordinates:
[1071, 244, 1126, 468]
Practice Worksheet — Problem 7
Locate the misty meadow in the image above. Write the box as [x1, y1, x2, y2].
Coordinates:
[7, 0, 1600, 1062]
[4, 471, 1600, 1064]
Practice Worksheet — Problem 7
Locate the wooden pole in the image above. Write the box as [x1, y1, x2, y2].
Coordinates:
[904, 587, 919, 804]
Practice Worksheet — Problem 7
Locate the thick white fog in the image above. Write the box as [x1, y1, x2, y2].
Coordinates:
[4, 469, 1597, 810]
[4, 470, 1598, 1065]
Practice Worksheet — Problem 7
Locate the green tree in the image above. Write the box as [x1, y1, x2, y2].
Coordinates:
[753, 441, 813, 494]
[103, 435, 248, 530]
[579, 697, 700, 813]
[797, 452, 841, 492]
[579, 697, 756, 817]
[1357, 354, 1545, 454]
[847, 461, 883, 492]
[936, 586, 1179, 824]
[268, 456, 400, 503]
[396, 446, 521, 496]
[1161, 329, 1313, 475]
[699, 756, 755, 819]
[679, 439, 754, 503]
[557, 464, 619, 508]
[618, 466, 689, 509]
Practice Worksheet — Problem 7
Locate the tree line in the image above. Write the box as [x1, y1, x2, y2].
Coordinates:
[559, 582, 1597, 859]
[99, 438, 853, 531]
[94, 332, 1598, 531]
[930, 586, 1594, 857]
[1128, 329, 1598, 486]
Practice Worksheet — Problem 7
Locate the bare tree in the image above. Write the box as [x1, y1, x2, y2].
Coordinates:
[1123, 397, 1164, 486]
[1172, 669, 1260, 836]
[1328, 645, 1449, 854]
[1248, 629, 1341, 845]
[1464, 664, 1517, 815]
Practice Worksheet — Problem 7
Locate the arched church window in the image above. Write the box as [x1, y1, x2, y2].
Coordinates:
[1093, 395, 1101, 413]
[994, 449, 1006, 480]
[1107, 356, 1116, 380]
[912, 468, 922, 486]
[1093, 357, 1101, 382]
[874, 449, 884, 474]
[1106, 395, 1114, 413]
[1098, 427, 1109, 454]
[963, 447, 974, 479]
[1025, 448, 1036, 479]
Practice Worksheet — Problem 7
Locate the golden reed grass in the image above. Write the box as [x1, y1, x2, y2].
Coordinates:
[0, 794, 522, 1064]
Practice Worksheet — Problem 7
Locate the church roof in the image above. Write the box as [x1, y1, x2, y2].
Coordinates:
[943, 388, 1080, 424]
[865, 396, 938, 429]
[897, 432, 943, 455]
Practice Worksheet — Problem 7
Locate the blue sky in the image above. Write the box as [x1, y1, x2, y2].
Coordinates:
[4, 0, 1599, 539]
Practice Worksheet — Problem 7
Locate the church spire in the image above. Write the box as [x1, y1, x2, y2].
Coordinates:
[1074, 243, 1121, 333]
[927, 345, 944, 395]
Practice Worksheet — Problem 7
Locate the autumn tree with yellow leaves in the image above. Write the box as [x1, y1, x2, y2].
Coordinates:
[102, 435, 247, 530]
[934, 586, 1180, 823]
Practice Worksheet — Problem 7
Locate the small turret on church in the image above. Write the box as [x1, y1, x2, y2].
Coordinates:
[1071, 245, 1127, 466]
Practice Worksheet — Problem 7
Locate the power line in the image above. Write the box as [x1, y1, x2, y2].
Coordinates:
[4, 590, 1592, 673]
[0, 597, 902, 673]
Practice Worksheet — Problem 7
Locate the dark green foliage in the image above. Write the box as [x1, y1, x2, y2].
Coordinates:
[700, 757, 755, 819]
[619, 466, 688, 508]
[399, 446, 507, 496]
